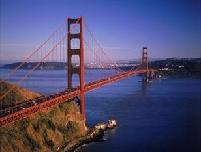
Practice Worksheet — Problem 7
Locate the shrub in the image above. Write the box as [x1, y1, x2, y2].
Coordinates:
[25, 132, 40, 151]
[44, 132, 54, 148]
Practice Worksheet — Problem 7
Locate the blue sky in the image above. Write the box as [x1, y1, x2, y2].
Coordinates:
[0, 0, 200, 63]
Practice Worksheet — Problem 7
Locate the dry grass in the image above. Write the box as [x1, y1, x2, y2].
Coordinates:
[0, 101, 86, 152]
[0, 81, 86, 152]
[0, 81, 41, 108]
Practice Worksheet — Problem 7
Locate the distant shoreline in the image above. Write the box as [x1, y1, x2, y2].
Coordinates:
[1, 58, 200, 77]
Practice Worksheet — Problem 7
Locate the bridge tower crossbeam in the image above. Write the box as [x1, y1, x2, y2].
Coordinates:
[142, 47, 148, 70]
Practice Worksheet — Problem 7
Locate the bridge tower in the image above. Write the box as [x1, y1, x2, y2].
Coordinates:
[142, 47, 149, 82]
[67, 17, 85, 118]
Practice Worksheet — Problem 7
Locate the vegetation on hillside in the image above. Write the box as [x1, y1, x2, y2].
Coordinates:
[0, 101, 86, 152]
[0, 81, 86, 152]
[0, 81, 40, 108]
[150, 58, 201, 77]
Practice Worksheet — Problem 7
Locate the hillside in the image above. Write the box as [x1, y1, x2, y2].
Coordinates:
[0, 62, 67, 70]
[0, 81, 87, 152]
[0, 101, 86, 152]
[0, 81, 41, 108]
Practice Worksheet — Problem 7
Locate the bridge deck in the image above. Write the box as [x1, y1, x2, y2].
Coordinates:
[0, 69, 150, 127]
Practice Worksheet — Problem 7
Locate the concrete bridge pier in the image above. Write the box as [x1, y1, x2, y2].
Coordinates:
[142, 72, 149, 82]
[142, 70, 155, 82]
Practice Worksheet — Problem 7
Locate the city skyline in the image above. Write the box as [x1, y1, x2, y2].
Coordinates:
[0, 0, 200, 63]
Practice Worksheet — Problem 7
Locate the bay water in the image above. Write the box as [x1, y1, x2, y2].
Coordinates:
[0, 69, 200, 152]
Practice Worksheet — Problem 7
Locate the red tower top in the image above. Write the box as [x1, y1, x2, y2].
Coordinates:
[142, 47, 148, 70]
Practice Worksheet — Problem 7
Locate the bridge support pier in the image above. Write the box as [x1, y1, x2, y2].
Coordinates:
[67, 17, 85, 118]
[143, 72, 149, 83]
[143, 71, 154, 82]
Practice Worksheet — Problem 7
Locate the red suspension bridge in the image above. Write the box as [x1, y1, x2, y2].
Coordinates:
[0, 17, 155, 127]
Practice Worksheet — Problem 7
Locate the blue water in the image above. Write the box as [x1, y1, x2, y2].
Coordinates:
[85, 78, 201, 152]
[0, 69, 200, 152]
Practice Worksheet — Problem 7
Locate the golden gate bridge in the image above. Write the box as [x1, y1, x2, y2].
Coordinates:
[0, 17, 155, 127]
